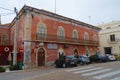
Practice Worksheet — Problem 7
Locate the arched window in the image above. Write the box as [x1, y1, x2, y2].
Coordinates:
[84, 32, 89, 41]
[57, 26, 65, 40]
[37, 23, 46, 39]
[73, 29, 78, 40]
[2, 34, 9, 45]
[93, 34, 97, 42]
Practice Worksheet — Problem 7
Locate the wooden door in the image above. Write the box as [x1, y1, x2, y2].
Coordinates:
[38, 48, 45, 66]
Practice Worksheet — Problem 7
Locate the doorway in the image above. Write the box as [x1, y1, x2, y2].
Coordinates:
[74, 49, 79, 58]
[38, 48, 45, 66]
[58, 49, 64, 59]
[74, 49, 78, 55]
[104, 47, 112, 54]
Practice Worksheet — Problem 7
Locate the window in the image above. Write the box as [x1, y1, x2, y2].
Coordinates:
[2, 34, 9, 45]
[73, 29, 78, 40]
[110, 34, 115, 42]
[93, 34, 97, 42]
[57, 26, 65, 40]
[37, 23, 46, 39]
[84, 32, 89, 41]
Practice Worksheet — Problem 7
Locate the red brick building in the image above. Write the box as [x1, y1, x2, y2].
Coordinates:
[0, 24, 13, 65]
[8, 6, 101, 67]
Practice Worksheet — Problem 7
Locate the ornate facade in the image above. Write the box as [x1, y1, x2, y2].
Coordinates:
[2, 6, 100, 67]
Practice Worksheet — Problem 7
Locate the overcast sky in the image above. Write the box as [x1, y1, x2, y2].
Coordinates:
[0, 0, 120, 25]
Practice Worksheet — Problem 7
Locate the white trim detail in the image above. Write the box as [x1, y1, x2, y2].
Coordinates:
[4, 47, 9, 52]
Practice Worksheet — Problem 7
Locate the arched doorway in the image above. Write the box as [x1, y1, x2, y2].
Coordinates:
[38, 48, 45, 66]
[74, 49, 79, 58]
[58, 49, 64, 58]
[74, 49, 78, 55]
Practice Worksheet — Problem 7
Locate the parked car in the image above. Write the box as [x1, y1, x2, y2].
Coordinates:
[106, 54, 116, 61]
[98, 54, 109, 62]
[55, 55, 78, 68]
[77, 55, 90, 65]
[89, 55, 99, 63]
[89, 54, 108, 63]
[114, 54, 120, 60]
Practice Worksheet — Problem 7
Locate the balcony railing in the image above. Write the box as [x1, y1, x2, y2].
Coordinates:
[36, 33, 99, 46]
[107, 38, 118, 44]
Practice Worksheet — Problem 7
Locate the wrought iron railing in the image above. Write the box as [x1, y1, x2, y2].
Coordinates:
[36, 33, 99, 46]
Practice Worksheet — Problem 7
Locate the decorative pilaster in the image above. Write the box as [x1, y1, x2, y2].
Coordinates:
[23, 10, 32, 69]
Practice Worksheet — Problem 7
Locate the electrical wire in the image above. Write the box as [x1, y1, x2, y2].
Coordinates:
[0, 12, 15, 16]
[0, 6, 14, 12]
[0, 12, 14, 15]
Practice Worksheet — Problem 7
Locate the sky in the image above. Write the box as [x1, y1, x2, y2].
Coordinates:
[0, 0, 120, 26]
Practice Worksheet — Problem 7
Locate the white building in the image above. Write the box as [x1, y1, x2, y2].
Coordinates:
[98, 20, 120, 55]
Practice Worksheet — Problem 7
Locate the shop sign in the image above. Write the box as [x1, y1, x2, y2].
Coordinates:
[47, 44, 57, 49]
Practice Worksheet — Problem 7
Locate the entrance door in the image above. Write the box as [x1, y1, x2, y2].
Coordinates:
[104, 47, 112, 54]
[38, 48, 45, 66]
[74, 49, 79, 58]
[74, 49, 78, 55]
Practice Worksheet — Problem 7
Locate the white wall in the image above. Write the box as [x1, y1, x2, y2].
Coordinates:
[98, 21, 120, 55]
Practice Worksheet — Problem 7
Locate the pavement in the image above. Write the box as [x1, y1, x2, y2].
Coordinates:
[25, 71, 83, 80]
[0, 66, 57, 80]
[24, 61, 120, 80]
[0, 61, 120, 80]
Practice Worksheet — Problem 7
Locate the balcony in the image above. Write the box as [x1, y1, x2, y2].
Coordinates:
[35, 33, 99, 46]
[107, 39, 118, 44]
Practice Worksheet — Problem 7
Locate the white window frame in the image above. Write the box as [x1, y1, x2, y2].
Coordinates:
[37, 23, 46, 39]
[57, 26, 65, 40]
[73, 29, 78, 40]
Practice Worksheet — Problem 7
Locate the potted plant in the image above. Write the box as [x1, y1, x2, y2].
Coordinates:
[0, 66, 5, 73]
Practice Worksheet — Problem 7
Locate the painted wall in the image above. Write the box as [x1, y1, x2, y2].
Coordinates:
[99, 27, 120, 55]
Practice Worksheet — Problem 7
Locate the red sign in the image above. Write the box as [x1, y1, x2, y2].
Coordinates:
[19, 49, 24, 53]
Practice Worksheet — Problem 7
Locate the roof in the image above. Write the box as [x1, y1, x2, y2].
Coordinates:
[0, 26, 8, 28]
[98, 20, 120, 27]
[0, 23, 10, 28]
[97, 20, 120, 30]
[9, 5, 101, 31]
[0, 23, 10, 26]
